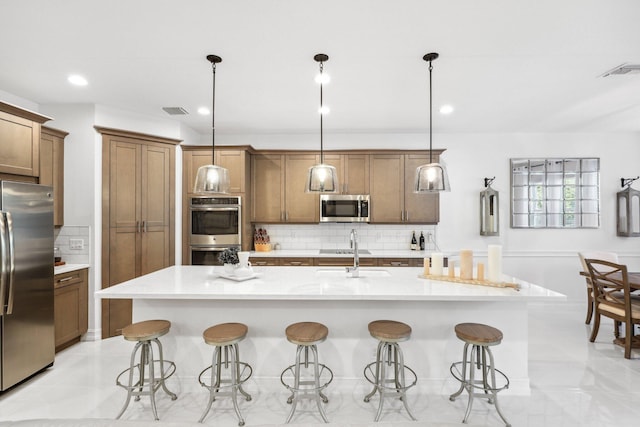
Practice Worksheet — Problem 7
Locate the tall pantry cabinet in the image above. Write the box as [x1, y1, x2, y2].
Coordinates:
[98, 127, 179, 338]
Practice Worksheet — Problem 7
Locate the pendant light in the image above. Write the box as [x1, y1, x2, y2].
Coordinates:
[193, 54, 230, 194]
[414, 52, 451, 192]
[306, 53, 338, 193]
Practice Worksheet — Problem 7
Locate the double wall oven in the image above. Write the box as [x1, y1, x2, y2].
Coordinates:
[189, 196, 241, 265]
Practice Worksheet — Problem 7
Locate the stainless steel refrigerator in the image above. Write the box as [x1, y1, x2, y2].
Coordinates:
[1, 181, 54, 391]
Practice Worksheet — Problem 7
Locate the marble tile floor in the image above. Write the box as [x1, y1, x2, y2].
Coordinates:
[1, 302, 640, 427]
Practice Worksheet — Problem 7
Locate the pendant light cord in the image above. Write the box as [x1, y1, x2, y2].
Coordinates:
[211, 61, 217, 164]
[429, 60, 433, 164]
[319, 61, 324, 164]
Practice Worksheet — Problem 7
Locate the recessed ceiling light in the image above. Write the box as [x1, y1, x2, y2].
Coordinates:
[67, 74, 88, 86]
[197, 107, 210, 115]
[439, 104, 454, 115]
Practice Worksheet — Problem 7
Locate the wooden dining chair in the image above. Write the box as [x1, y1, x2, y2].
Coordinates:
[585, 258, 640, 359]
[578, 251, 619, 324]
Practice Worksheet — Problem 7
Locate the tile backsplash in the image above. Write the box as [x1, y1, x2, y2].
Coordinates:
[54, 225, 91, 264]
[253, 223, 438, 251]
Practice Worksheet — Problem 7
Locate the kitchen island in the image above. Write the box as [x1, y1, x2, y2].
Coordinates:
[96, 265, 565, 395]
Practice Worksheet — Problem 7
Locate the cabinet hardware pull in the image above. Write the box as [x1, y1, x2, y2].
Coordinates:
[58, 276, 74, 282]
[142, 220, 147, 232]
[136, 221, 141, 233]
[405, 211, 409, 222]
[401, 211, 404, 221]
[289, 261, 302, 265]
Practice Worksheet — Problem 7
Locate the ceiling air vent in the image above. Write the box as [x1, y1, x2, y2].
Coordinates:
[600, 63, 640, 77]
[162, 107, 189, 115]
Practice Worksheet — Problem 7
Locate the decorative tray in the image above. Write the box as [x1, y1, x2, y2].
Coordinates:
[418, 274, 519, 290]
[216, 272, 262, 282]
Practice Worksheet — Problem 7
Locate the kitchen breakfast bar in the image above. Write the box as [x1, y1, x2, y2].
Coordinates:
[96, 265, 565, 395]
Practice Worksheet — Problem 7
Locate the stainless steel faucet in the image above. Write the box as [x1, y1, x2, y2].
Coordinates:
[346, 228, 359, 277]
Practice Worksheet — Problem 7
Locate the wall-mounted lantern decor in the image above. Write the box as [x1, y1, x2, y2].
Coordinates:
[617, 177, 640, 237]
[480, 177, 499, 236]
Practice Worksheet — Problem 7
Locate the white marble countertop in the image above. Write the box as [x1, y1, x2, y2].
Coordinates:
[250, 249, 442, 258]
[95, 265, 565, 302]
[54, 263, 90, 275]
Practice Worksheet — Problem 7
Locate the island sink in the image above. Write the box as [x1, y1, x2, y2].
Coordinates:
[318, 249, 372, 255]
[315, 268, 390, 277]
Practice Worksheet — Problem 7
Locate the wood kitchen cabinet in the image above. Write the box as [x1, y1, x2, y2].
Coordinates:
[251, 152, 320, 223]
[370, 152, 440, 224]
[54, 268, 88, 352]
[323, 152, 370, 194]
[0, 101, 50, 178]
[40, 126, 67, 226]
[99, 127, 179, 338]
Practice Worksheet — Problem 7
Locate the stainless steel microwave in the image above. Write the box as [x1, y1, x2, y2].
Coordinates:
[320, 194, 370, 223]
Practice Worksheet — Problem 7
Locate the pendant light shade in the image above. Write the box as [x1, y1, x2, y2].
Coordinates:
[415, 52, 450, 193]
[306, 53, 338, 193]
[193, 54, 230, 194]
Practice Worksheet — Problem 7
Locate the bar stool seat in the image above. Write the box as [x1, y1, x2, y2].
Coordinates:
[280, 322, 333, 423]
[198, 322, 252, 426]
[449, 323, 511, 427]
[116, 320, 177, 420]
[364, 320, 417, 422]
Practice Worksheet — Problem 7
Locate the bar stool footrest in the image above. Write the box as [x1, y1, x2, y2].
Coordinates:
[116, 360, 177, 395]
[363, 362, 418, 393]
[280, 363, 334, 394]
[198, 362, 253, 392]
[449, 361, 510, 394]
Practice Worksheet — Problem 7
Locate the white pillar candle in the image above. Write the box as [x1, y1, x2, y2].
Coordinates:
[488, 244, 502, 283]
[459, 249, 473, 280]
[431, 252, 443, 276]
[423, 258, 430, 276]
[448, 260, 456, 278]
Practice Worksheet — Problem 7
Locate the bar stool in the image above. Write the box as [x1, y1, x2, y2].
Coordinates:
[363, 320, 417, 422]
[115, 319, 177, 420]
[449, 322, 511, 427]
[280, 322, 333, 423]
[198, 322, 253, 426]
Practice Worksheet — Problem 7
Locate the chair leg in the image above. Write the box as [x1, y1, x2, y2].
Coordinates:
[590, 313, 601, 342]
[585, 288, 593, 324]
[624, 321, 633, 359]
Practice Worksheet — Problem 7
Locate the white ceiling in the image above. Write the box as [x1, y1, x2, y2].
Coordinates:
[2, 0, 640, 137]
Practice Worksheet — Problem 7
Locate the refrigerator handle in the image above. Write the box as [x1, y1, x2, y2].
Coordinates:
[5, 212, 15, 315]
[0, 212, 7, 316]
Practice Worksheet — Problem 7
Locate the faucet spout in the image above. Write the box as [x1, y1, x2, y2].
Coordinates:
[346, 229, 359, 277]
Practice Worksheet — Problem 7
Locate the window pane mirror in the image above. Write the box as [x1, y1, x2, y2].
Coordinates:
[510, 158, 600, 228]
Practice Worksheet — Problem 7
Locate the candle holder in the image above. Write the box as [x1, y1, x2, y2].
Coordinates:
[480, 177, 499, 236]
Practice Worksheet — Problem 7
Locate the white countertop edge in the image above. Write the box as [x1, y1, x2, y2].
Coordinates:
[54, 263, 90, 275]
[96, 265, 566, 302]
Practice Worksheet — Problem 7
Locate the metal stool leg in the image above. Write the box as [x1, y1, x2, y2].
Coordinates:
[154, 338, 177, 401]
[199, 347, 221, 423]
[285, 345, 304, 423]
[228, 345, 246, 426]
[311, 345, 329, 423]
[462, 345, 477, 424]
[116, 341, 143, 419]
[364, 341, 384, 403]
[234, 343, 252, 401]
[486, 347, 511, 427]
[449, 342, 470, 400]
[394, 343, 416, 421]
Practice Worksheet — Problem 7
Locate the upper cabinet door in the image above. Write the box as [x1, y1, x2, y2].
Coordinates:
[141, 144, 171, 229]
[252, 154, 285, 222]
[40, 127, 67, 227]
[0, 105, 49, 177]
[370, 154, 404, 222]
[284, 153, 319, 223]
[404, 154, 439, 224]
[109, 140, 141, 229]
[344, 153, 370, 194]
